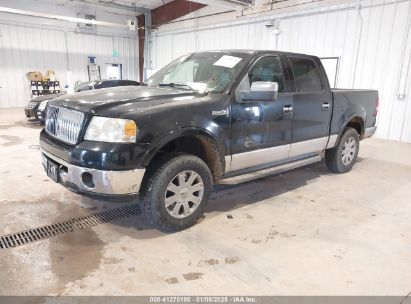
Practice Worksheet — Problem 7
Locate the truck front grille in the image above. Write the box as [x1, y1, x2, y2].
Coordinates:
[45, 106, 85, 144]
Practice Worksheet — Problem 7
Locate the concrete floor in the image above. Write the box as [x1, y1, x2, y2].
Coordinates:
[0, 107, 411, 296]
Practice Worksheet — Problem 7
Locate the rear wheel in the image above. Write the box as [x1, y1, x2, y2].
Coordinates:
[140, 154, 212, 232]
[325, 127, 359, 173]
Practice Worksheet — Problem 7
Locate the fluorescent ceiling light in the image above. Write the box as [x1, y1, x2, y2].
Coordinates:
[0, 6, 128, 28]
[193, 0, 254, 9]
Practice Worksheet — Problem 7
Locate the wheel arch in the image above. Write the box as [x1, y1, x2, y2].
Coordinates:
[143, 127, 226, 180]
[335, 115, 365, 146]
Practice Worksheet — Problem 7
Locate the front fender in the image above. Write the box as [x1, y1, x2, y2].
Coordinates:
[142, 127, 225, 167]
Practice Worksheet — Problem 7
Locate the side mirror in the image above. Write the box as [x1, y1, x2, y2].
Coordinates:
[239, 81, 278, 103]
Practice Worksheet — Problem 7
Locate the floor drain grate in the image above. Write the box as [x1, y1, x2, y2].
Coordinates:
[0, 185, 242, 250]
[0, 203, 141, 250]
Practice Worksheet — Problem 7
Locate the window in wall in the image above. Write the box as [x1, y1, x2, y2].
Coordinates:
[320, 57, 339, 88]
[106, 64, 122, 80]
[289, 57, 322, 92]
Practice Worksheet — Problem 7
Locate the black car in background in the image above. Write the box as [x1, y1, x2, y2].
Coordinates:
[25, 79, 140, 122]
[25, 92, 65, 120]
[73, 79, 140, 92]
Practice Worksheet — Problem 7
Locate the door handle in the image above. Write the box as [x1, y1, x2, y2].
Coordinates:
[322, 103, 330, 110]
[283, 105, 293, 115]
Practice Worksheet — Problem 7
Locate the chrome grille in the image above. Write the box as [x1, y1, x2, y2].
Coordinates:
[27, 101, 37, 109]
[45, 106, 85, 144]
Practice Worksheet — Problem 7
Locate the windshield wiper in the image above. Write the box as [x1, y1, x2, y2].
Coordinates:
[158, 82, 195, 91]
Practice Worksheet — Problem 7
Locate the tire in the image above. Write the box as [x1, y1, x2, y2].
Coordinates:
[325, 127, 360, 173]
[140, 154, 213, 232]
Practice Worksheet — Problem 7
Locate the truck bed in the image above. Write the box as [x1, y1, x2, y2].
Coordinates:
[330, 88, 378, 137]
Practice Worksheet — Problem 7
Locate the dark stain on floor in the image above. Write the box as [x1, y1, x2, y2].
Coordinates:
[49, 229, 105, 290]
[182, 272, 204, 281]
[0, 135, 23, 147]
[224, 257, 240, 264]
[0, 228, 105, 295]
[165, 277, 179, 284]
[198, 258, 219, 266]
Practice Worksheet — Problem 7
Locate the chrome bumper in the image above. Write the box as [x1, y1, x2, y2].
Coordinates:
[41, 149, 145, 196]
[364, 126, 377, 138]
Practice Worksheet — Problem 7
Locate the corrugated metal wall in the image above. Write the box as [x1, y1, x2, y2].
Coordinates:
[0, 23, 138, 108]
[150, 0, 411, 143]
[66, 32, 138, 87]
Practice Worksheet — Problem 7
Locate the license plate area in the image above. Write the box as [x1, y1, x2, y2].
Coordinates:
[43, 156, 60, 183]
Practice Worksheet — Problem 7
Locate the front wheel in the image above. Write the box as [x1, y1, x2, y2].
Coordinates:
[140, 154, 213, 232]
[325, 127, 360, 173]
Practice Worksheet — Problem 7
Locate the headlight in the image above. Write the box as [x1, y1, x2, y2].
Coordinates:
[84, 117, 137, 143]
[38, 100, 49, 111]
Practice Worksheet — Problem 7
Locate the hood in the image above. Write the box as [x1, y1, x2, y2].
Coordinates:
[50, 85, 205, 117]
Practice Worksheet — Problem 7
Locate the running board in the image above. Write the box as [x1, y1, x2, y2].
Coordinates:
[219, 155, 321, 185]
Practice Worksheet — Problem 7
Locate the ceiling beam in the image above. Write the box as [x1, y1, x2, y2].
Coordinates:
[151, 0, 206, 28]
[137, 0, 207, 81]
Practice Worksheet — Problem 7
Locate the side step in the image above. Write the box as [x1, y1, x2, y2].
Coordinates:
[219, 154, 321, 185]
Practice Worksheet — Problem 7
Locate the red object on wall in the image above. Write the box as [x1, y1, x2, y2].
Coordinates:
[137, 0, 206, 81]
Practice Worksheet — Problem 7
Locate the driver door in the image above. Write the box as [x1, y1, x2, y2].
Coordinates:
[229, 55, 293, 172]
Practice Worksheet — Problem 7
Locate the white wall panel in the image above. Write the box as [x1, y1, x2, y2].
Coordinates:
[66, 32, 138, 86]
[150, 0, 411, 142]
[0, 23, 138, 108]
[0, 24, 67, 108]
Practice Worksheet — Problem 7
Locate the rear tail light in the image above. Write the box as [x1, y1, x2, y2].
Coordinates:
[374, 97, 379, 117]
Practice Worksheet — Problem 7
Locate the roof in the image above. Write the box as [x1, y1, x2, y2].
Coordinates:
[195, 49, 318, 58]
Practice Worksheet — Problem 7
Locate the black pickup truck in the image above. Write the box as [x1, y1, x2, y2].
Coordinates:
[39, 50, 378, 231]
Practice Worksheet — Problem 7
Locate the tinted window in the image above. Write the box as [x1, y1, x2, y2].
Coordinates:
[95, 81, 116, 89]
[248, 56, 285, 92]
[74, 83, 94, 92]
[289, 57, 322, 92]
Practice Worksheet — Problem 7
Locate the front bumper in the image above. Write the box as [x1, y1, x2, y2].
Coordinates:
[24, 108, 37, 118]
[41, 149, 145, 196]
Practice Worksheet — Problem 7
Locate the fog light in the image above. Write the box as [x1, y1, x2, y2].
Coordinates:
[81, 172, 95, 189]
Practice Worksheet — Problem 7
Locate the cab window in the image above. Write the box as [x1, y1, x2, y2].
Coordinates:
[289, 57, 323, 92]
[235, 56, 285, 101]
[248, 56, 285, 92]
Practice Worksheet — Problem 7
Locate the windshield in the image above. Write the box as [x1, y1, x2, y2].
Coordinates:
[146, 52, 250, 93]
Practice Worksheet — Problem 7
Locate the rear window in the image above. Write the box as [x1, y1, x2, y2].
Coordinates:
[289, 57, 322, 92]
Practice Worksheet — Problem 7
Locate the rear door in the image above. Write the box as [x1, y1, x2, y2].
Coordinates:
[287, 56, 332, 157]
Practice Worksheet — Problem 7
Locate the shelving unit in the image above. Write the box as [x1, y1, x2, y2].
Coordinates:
[30, 80, 61, 98]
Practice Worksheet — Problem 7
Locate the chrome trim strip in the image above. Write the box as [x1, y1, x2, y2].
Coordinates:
[230, 144, 290, 172]
[41, 149, 145, 195]
[227, 137, 332, 173]
[326, 134, 338, 149]
[220, 154, 321, 185]
[289, 137, 328, 158]
[364, 126, 377, 138]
